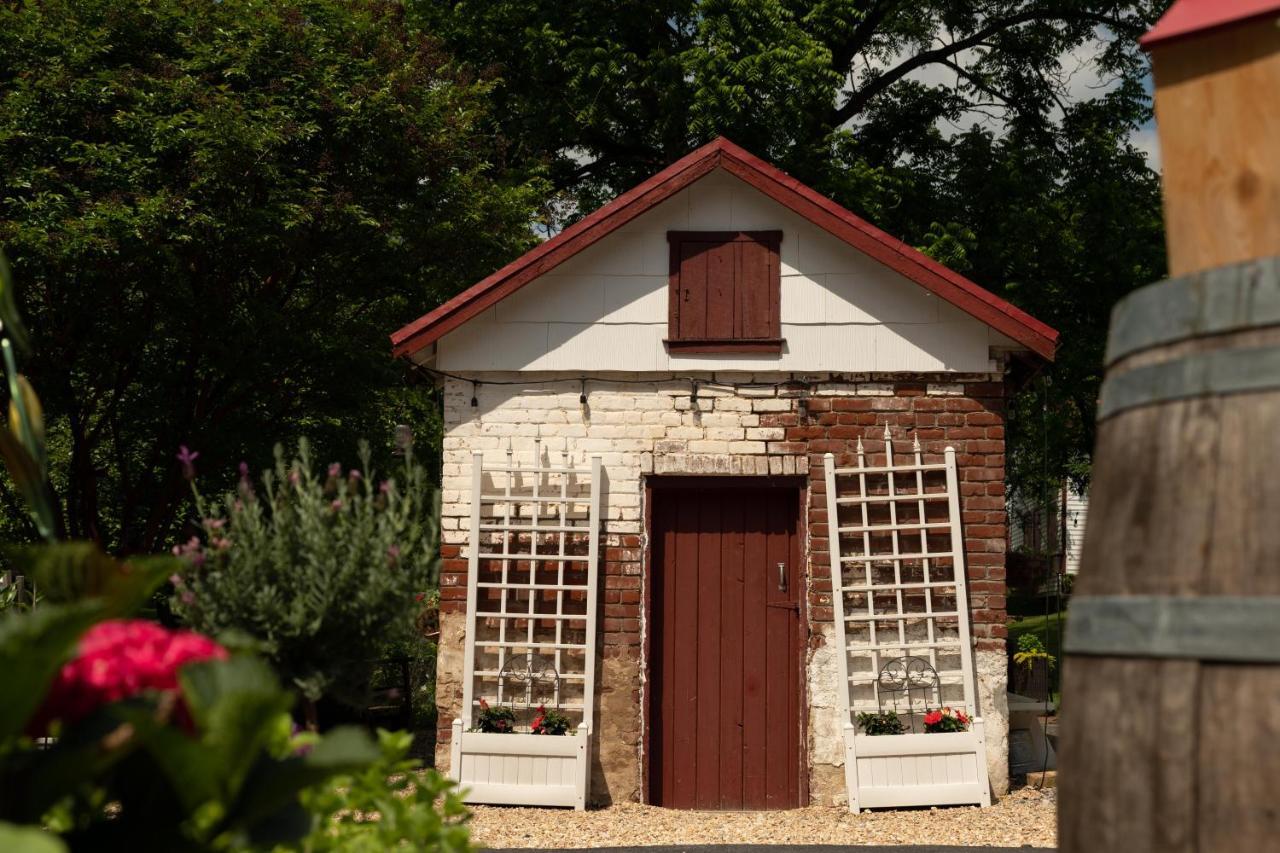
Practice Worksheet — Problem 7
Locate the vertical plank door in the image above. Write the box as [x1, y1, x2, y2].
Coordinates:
[649, 482, 802, 810]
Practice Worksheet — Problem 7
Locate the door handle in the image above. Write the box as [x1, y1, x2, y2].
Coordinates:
[777, 562, 786, 591]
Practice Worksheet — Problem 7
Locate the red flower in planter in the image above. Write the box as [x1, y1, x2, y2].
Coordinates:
[29, 619, 228, 735]
[924, 710, 943, 726]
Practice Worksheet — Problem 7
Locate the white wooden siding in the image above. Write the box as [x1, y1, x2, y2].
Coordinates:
[1064, 489, 1088, 574]
[436, 169, 1015, 373]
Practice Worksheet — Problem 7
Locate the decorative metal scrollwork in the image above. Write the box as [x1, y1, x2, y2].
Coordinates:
[497, 653, 562, 726]
[875, 655, 940, 732]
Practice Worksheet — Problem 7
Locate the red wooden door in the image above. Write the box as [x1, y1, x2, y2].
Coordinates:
[649, 482, 802, 810]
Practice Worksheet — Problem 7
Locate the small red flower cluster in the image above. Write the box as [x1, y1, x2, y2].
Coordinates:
[923, 706, 971, 733]
[530, 704, 546, 733]
[30, 619, 228, 735]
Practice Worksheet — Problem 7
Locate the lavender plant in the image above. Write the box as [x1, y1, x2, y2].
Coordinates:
[171, 439, 439, 720]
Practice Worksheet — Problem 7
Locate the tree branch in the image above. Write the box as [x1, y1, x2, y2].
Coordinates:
[831, 10, 1143, 126]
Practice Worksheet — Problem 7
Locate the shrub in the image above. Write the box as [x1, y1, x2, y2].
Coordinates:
[297, 729, 470, 852]
[0, 249, 469, 851]
[856, 711, 906, 736]
[171, 441, 440, 717]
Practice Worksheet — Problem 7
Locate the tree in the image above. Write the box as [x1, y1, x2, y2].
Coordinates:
[412, 0, 1170, 495]
[0, 0, 544, 552]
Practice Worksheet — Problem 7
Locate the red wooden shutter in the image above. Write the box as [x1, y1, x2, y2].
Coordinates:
[667, 231, 782, 353]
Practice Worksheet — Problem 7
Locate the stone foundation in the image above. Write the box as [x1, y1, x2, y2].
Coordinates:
[434, 371, 1010, 804]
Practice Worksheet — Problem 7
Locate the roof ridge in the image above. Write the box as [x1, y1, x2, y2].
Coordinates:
[391, 136, 1058, 361]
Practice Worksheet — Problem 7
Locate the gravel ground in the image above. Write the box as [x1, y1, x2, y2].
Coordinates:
[470, 787, 1056, 849]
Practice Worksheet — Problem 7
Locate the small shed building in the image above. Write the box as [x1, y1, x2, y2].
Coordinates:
[392, 137, 1058, 808]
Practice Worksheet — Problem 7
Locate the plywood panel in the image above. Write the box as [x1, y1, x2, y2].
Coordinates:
[437, 168, 1009, 372]
[496, 274, 604, 323]
[826, 272, 938, 324]
[602, 275, 667, 322]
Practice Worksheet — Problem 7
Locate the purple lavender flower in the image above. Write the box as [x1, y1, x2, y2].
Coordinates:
[177, 445, 199, 480]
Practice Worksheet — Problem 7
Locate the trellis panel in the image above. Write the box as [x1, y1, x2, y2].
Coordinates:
[824, 428, 991, 812]
[451, 442, 601, 810]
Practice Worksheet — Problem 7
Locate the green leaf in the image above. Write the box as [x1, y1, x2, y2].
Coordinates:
[0, 823, 66, 853]
[227, 727, 378, 839]
[0, 429, 57, 540]
[6, 543, 173, 614]
[0, 251, 31, 354]
[177, 657, 292, 793]
[0, 601, 103, 742]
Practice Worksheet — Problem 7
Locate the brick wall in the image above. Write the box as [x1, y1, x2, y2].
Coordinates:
[434, 371, 1011, 803]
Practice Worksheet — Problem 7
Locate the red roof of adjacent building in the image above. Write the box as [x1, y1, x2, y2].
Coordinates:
[1141, 0, 1280, 48]
[390, 137, 1059, 361]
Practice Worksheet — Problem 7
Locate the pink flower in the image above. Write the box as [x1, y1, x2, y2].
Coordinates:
[330, 499, 343, 511]
[387, 544, 401, 564]
[348, 469, 362, 481]
[176, 446, 199, 480]
[328, 462, 342, 478]
[29, 620, 228, 735]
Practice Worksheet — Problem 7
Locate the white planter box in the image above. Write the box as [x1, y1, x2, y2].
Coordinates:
[844, 719, 992, 812]
[451, 721, 590, 809]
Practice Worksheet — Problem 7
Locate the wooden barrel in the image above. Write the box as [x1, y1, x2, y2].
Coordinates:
[1058, 256, 1280, 852]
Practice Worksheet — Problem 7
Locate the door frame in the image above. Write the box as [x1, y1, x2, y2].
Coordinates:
[641, 474, 809, 808]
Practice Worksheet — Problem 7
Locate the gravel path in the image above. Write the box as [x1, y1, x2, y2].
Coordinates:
[470, 787, 1056, 849]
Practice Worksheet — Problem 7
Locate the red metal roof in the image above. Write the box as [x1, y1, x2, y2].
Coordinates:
[390, 137, 1059, 361]
[1141, 0, 1280, 49]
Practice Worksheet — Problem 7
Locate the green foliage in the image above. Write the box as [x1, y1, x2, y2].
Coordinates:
[472, 701, 516, 734]
[1013, 631, 1057, 671]
[413, 0, 1170, 492]
[296, 729, 470, 852]
[856, 711, 906, 736]
[0, 262, 461, 853]
[172, 441, 439, 704]
[0, 0, 544, 552]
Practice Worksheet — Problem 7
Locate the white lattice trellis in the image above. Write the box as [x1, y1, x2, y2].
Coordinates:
[450, 442, 601, 810]
[824, 428, 991, 812]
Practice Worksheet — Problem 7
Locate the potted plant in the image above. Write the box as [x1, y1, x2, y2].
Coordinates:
[530, 704, 571, 735]
[474, 698, 517, 733]
[856, 711, 906, 735]
[923, 706, 971, 733]
[1011, 633, 1056, 700]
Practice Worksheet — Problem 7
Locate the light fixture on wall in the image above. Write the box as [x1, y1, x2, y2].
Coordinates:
[579, 379, 588, 406]
[471, 381, 479, 408]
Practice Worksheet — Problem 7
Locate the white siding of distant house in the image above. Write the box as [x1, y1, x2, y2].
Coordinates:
[1008, 484, 1088, 575]
[1063, 489, 1088, 574]
[435, 168, 1019, 373]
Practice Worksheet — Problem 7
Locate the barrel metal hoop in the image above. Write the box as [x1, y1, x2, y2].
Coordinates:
[1106, 256, 1280, 366]
[1097, 343, 1280, 419]
[1066, 595, 1280, 662]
